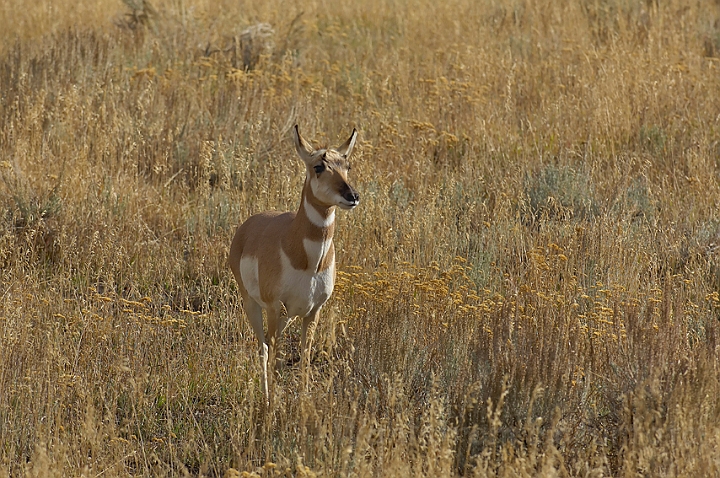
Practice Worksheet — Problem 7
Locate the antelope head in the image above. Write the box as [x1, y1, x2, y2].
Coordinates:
[293, 125, 360, 210]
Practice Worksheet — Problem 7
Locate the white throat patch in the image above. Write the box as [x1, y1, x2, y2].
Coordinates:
[304, 196, 335, 228]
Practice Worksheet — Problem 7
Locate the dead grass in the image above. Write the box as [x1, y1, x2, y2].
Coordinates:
[2, 0, 720, 476]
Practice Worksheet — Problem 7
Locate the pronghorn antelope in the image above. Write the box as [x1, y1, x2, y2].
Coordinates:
[229, 125, 359, 402]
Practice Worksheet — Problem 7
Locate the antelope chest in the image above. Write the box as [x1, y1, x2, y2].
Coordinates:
[278, 240, 335, 318]
[238, 239, 335, 318]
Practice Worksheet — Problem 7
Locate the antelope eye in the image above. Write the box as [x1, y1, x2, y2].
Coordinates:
[313, 164, 325, 174]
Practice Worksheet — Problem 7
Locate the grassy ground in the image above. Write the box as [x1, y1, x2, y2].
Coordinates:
[2, 0, 720, 476]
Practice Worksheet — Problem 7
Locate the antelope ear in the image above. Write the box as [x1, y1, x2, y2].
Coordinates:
[293, 125, 315, 163]
[336, 128, 358, 158]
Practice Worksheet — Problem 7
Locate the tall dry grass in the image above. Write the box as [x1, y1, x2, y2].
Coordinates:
[1, 0, 720, 476]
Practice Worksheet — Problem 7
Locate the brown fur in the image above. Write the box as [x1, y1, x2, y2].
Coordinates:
[228, 181, 337, 292]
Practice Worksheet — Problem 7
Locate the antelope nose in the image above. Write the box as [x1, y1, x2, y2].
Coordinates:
[347, 190, 360, 203]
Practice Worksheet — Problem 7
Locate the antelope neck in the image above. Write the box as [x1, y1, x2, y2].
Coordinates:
[292, 181, 336, 242]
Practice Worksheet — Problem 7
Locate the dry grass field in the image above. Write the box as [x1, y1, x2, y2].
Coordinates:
[2, 0, 720, 475]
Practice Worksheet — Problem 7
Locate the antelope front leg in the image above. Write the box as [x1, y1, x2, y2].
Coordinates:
[240, 294, 270, 404]
[266, 305, 289, 373]
[300, 309, 320, 392]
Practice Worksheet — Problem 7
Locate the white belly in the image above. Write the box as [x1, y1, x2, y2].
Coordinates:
[239, 256, 269, 308]
[279, 249, 335, 318]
